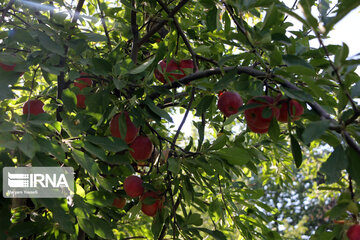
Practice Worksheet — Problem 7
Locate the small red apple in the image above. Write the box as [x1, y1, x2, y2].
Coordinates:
[110, 112, 139, 144]
[130, 136, 154, 162]
[154, 59, 193, 83]
[123, 175, 144, 198]
[112, 197, 126, 209]
[76, 94, 86, 108]
[247, 122, 269, 134]
[22, 99, 45, 115]
[217, 91, 243, 117]
[141, 191, 163, 217]
[244, 96, 279, 131]
[347, 224, 360, 240]
[277, 99, 304, 122]
[74, 73, 92, 90]
[0, 62, 16, 72]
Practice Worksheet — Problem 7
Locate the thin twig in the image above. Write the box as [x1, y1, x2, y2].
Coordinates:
[130, 0, 139, 63]
[0, 0, 15, 24]
[96, 0, 112, 51]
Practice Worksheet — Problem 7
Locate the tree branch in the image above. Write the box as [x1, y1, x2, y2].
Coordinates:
[0, 0, 15, 24]
[138, 0, 189, 46]
[130, 0, 139, 63]
[96, 0, 112, 51]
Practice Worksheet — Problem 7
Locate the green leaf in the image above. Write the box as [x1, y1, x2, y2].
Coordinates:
[195, 95, 215, 116]
[83, 141, 107, 161]
[280, 86, 314, 102]
[187, 213, 203, 226]
[38, 33, 65, 56]
[168, 158, 180, 175]
[206, 7, 217, 32]
[197, 228, 227, 240]
[91, 58, 112, 75]
[145, 97, 173, 122]
[62, 88, 77, 112]
[215, 147, 251, 166]
[129, 57, 155, 74]
[37, 138, 65, 161]
[0, 133, 17, 150]
[0, 53, 23, 64]
[71, 148, 100, 177]
[208, 134, 228, 150]
[85, 191, 113, 207]
[320, 145, 348, 183]
[302, 120, 330, 144]
[77, 217, 95, 238]
[91, 216, 115, 239]
[8, 222, 39, 237]
[18, 133, 40, 158]
[268, 118, 280, 142]
[262, 3, 279, 30]
[283, 55, 314, 69]
[37, 198, 75, 234]
[85, 135, 128, 152]
[82, 32, 107, 42]
[214, 69, 238, 91]
[290, 135, 303, 168]
[346, 147, 360, 183]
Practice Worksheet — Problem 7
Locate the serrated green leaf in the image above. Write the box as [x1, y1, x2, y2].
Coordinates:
[290, 134, 303, 168]
[18, 133, 39, 158]
[168, 158, 180, 175]
[71, 148, 99, 177]
[268, 118, 280, 142]
[145, 97, 173, 122]
[91, 216, 114, 239]
[320, 145, 348, 183]
[302, 120, 330, 144]
[129, 57, 155, 74]
[85, 135, 128, 152]
[206, 7, 217, 32]
[215, 147, 251, 165]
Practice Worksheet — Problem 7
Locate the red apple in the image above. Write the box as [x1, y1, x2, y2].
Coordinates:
[247, 122, 269, 134]
[76, 94, 86, 109]
[277, 99, 304, 122]
[22, 99, 45, 115]
[217, 91, 243, 117]
[112, 197, 126, 209]
[347, 224, 360, 240]
[110, 112, 139, 144]
[129, 136, 154, 162]
[74, 73, 92, 90]
[154, 59, 193, 83]
[0, 62, 16, 72]
[123, 175, 144, 198]
[244, 96, 279, 130]
[141, 191, 163, 217]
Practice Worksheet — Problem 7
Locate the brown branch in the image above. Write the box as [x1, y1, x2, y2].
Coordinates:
[96, 0, 112, 51]
[156, 0, 198, 71]
[171, 87, 196, 150]
[57, 0, 85, 121]
[0, 0, 15, 24]
[138, 0, 189, 46]
[130, 0, 139, 63]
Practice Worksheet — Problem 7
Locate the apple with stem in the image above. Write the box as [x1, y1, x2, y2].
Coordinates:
[277, 99, 304, 122]
[74, 73, 92, 90]
[130, 136, 154, 162]
[112, 197, 126, 209]
[141, 191, 163, 217]
[154, 59, 193, 83]
[110, 112, 139, 144]
[244, 96, 279, 133]
[123, 175, 144, 198]
[217, 91, 243, 117]
[22, 99, 45, 115]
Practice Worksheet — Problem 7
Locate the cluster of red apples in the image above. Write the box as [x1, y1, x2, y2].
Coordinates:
[74, 73, 93, 109]
[154, 59, 193, 83]
[109, 112, 158, 216]
[217, 91, 304, 133]
[113, 175, 163, 217]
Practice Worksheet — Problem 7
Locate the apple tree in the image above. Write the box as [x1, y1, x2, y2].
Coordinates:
[0, 0, 360, 239]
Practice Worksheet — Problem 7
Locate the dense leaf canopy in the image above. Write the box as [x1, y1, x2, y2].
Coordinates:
[0, 0, 360, 239]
